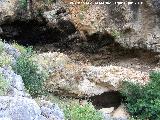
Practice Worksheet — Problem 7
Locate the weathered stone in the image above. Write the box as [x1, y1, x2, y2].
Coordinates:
[99, 107, 115, 114]
[0, 96, 41, 120]
[111, 105, 129, 120]
[4, 43, 21, 59]
[61, 0, 160, 52]
[0, 0, 18, 24]
[0, 67, 26, 97]
[35, 52, 149, 97]
[40, 100, 65, 120]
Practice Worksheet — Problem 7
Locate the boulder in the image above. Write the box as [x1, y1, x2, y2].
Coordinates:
[0, 96, 42, 120]
[40, 100, 65, 120]
[0, 67, 26, 97]
[0, 96, 64, 120]
[111, 105, 129, 120]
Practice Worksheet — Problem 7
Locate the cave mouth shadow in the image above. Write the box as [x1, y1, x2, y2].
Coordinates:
[0, 19, 76, 47]
[88, 91, 122, 109]
[0, 19, 116, 52]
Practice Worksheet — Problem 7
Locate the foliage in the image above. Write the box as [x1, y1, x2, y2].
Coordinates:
[13, 47, 47, 97]
[44, 0, 56, 4]
[111, 30, 121, 38]
[121, 72, 160, 120]
[19, 0, 27, 9]
[12, 42, 27, 54]
[0, 40, 4, 54]
[80, 4, 89, 12]
[0, 74, 9, 96]
[64, 102, 104, 120]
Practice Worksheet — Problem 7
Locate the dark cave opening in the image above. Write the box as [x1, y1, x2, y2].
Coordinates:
[88, 91, 122, 109]
[0, 19, 77, 47]
[0, 20, 116, 53]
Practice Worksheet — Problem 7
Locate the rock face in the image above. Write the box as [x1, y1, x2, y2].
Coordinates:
[0, 96, 42, 120]
[40, 100, 65, 120]
[0, 66, 65, 120]
[0, 67, 26, 97]
[1, 0, 160, 52]
[0, 43, 65, 120]
[64, 0, 160, 52]
[0, 96, 64, 120]
[61, 0, 160, 52]
[35, 52, 149, 97]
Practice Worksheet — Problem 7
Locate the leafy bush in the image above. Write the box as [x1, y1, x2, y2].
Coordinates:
[19, 0, 27, 9]
[0, 74, 9, 96]
[121, 72, 160, 120]
[12, 43, 27, 54]
[44, 0, 56, 4]
[111, 30, 121, 38]
[0, 40, 4, 54]
[13, 48, 47, 96]
[64, 102, 104, 120]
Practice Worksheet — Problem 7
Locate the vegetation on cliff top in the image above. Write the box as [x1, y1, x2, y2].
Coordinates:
[121, 72, 160, 120]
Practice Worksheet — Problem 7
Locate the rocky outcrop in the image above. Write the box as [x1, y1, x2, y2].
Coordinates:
[0, 67, 27, 97]
[0, 96, 65, 120]
[0, 96, 43, 120]
[0, 43, 65, 120]
[40, 100, 64, 120]
[1, 0, 160, 52]
[63, 0, 160, 52]
[0, 66, 65, 120]
[35, 52, 149, 97]
[0, 0, 18, 24]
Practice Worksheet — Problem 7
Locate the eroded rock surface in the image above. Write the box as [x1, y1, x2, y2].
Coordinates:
[0, 43, 64, 120]
[63, 0, 160, 52]
[0, 66, 65, 120]
[35, 52, 149, 97]
[1, 0, 160, 52]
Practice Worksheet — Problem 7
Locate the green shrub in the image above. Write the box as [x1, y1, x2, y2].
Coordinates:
[19, 0, 27, 9]
[44, 0, 56, 4]
[0, 74, 9, 96]
[0, 40, 4, 54]
[64, 102, 104, 120]
[111, 30, 121, 38]
[12, 43, 27, 54]
[121, 72, 160, 120]
[13, 48, 47, 97]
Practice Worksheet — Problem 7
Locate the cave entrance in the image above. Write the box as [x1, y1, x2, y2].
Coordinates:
[0, 20, 115, 52]
[0, 19, 77, 47]
[88, 91, 122, 109]
[0, 19, 159, 71]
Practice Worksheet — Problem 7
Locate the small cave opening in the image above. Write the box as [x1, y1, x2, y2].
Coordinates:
[88, 91, 122, 109]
